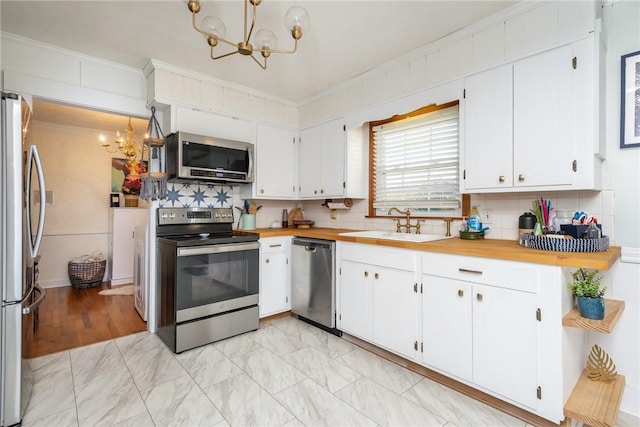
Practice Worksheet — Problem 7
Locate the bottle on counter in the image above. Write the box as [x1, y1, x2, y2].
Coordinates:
[467, 206, 482, 232]
[281, 209, 288, 228]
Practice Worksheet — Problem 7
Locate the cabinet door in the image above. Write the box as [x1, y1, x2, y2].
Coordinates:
[463, 64, 514, 190]
[422, 275, 472, 381]
[111, 210, 135, 282]
[319, 119, 346, 198]
[298, 126, 321, 197]
[133, 234, 146, 320]
[255, 125, 297, 198]
[259, 250, 290, 317]
[372, 267, 417, 359]
[338, 260, 372, 340]
[513, 44, 573, 187]
[472, 283, 538, 409]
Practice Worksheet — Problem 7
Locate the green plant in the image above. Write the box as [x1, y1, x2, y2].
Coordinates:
[568, 268, 606, 298]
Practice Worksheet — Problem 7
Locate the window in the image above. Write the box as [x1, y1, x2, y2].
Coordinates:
[369, 101, 466, 217]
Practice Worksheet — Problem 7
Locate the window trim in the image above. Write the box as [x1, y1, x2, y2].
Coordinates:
[367, 100, 470, 219]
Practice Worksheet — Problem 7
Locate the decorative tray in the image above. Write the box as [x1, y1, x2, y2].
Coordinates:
[519, 233, 610, 252]
[293, 219, 314, 228]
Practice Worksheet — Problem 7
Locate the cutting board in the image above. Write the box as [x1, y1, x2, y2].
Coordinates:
[288, 208, 304, 227]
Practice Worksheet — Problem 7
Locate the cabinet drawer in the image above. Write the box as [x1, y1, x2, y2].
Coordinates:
[339, 242, 416, 271]
[422, 252, 539, 293]
[259, 237, 291, 253]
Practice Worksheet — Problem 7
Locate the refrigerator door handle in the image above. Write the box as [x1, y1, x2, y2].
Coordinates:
[23, 285, 46, 315]
[26, 145, 46, 258]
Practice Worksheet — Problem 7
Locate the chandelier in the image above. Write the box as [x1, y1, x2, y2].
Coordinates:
[100, 118, 144, 161]
[187, 0, 310, 70]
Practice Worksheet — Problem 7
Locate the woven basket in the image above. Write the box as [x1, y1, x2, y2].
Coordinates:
[519, 233, 610, 252]
[68, 259, 106, 288]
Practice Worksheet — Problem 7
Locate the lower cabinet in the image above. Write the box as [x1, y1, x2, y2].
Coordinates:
[259, 237, 291, 318]
[337, 243, 577, 424]
[109, 208, 148, 286]
[422, 253, 540, 410]
[424, 273, 538, 408]
[338, 243, 419, 360]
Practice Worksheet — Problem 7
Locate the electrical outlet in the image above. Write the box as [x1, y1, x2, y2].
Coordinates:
[482, 209, 493, 224]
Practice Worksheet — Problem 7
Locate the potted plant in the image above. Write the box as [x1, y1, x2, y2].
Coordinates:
[568, 268, 606, 320]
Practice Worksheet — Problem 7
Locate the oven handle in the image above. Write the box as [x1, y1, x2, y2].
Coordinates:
[177, 241, 260, 257]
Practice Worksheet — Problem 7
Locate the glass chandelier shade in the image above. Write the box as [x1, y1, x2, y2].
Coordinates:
[188, 0, 309, 69]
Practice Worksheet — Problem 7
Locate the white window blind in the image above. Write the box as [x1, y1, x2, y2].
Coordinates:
[372, 104, 460, 214]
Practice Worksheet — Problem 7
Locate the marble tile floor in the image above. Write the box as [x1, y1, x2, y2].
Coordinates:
[22, 316, 639, 427]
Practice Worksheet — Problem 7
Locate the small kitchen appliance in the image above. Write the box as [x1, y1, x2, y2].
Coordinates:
[165, 131, 254, 184]
[156, 207, 259, 353]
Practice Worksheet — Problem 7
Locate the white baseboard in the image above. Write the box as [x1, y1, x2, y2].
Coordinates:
[40, 279, 71, 289]
[621, 247, 640, 264]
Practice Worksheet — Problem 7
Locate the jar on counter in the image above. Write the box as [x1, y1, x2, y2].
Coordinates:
[553, 210, 573, 232]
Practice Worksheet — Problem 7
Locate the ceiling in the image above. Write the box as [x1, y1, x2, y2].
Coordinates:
[29, 99, 149, 141]
[1, 0, 516, 105]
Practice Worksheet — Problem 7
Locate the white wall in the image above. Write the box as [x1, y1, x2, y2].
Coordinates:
[585, 0, 640, 416]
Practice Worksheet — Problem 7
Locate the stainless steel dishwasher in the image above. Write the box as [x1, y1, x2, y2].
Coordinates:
[291, 238, 341, 336]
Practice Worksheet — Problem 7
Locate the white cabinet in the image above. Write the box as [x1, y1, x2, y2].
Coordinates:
[298, 119, 367, 199]
[422, 275, 473, 381]
[462, 36, 601, 192]
[339, 260, 373, 340]
[299, 118, 345, 198]
[421, 253, 540, 411]
[109, 208, 148, 286]
[133, 225, 147, 320]
[241, 124, 297, 200]
[338, 243, 419, 359]
[259, 237, 291, 318]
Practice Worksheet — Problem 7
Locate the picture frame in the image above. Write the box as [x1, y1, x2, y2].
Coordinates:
[620, 50, 640, 148]
[111, 158, 148, 195]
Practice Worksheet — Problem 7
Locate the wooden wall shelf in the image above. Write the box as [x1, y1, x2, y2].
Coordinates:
[564, 369, 625, 427]
[562, 299, 625, 333]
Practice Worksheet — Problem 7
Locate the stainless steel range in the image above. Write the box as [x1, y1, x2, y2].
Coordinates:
[156, 207, 259, 353]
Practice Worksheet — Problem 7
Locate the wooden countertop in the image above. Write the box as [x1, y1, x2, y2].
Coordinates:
[236, 227, 621, 270]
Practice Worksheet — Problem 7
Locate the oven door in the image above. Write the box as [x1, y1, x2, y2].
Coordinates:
[175, 241, 259, 323]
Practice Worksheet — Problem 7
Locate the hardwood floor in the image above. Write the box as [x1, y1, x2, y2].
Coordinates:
[27, 283, 147, 358]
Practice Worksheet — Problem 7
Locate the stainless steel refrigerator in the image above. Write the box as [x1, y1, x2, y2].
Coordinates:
[1, 92, 47, 426]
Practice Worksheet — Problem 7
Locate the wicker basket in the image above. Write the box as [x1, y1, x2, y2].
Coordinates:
[519, 233, 610, 252]
[68, 259, 106, 288]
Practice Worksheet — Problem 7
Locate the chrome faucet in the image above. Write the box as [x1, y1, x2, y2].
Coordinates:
[387, 207, 424, 233]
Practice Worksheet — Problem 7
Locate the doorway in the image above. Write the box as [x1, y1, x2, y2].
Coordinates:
[28, 99, 149, 357]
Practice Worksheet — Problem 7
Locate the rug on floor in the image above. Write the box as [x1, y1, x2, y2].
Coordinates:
[98, 284, 134, 296]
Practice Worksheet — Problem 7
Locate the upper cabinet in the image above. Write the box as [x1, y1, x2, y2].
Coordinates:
[298, 118, 367, 199]
[462, 35, 602, 193]
[242, 124, 298, 200]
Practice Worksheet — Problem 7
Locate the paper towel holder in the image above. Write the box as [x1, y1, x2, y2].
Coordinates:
[322, 198, 353, 210]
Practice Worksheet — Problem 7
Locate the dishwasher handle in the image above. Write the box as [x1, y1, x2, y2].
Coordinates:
[292, 238, 335, 251]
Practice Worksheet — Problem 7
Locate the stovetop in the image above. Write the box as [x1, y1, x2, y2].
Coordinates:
[156, 207, 258, 246]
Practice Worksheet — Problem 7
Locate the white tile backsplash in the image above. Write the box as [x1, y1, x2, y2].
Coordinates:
[242, 189, 616, 243]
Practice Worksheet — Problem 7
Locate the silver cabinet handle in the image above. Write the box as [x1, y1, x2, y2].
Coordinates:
[269, 244, 282, 248]
[518, 174, 525, 182]
[364, 271, 369, 277]
[458, 268, 483, 275]
[265, 258, 270, 264]
[458, 289, 464, 297]
[477, 293, 483, 301]
[499, 176, 505, 183]
[374, 273, 379, 279]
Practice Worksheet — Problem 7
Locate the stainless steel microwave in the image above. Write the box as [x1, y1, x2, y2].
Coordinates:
[166, 131, 254, 184]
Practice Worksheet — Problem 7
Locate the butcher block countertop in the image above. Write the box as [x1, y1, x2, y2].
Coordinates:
[236, 227, 621, 270]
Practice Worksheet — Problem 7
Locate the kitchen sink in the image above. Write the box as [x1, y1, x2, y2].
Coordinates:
[339, 230, 454, 243]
